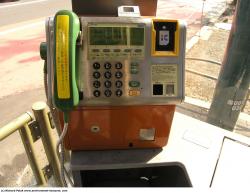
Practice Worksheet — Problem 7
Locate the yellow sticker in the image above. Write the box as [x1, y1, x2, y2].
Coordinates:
[56, 15, 70, 99]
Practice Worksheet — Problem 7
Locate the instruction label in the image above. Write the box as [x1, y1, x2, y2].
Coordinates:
[56, 15, 70, 99]
[152, 64, 178, 96]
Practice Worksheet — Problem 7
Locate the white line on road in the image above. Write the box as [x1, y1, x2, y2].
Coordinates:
[0, 0, 49, 9]
[0, 21, 44, 36]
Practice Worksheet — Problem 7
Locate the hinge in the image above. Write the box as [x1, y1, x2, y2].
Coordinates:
[28, 121, 41, 142]
[42, 164, 53, 182]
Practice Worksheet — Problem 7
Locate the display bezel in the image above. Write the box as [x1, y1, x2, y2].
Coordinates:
[88, 23, 145, 46]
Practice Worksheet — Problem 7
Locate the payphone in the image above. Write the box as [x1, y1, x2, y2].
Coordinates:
[43, 7, 186, 150]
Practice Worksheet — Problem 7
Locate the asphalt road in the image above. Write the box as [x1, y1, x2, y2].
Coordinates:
[0, 0, 71, 126]
[0, 0, 71, 27]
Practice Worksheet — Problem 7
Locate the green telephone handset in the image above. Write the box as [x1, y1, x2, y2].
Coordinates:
[53, 10, 80, 117]
[53, 11, 80, 186]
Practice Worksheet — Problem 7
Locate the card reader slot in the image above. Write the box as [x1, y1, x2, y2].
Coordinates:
[153, 21, 177, 52]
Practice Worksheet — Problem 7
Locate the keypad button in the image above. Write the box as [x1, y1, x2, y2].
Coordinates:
[115, 62, 122, 69]
[93, 90, 101, 97]
[124, 49, 131, 53]
[104, 80, 112, 88]
[130, 69, 139, 74]
[93, 81, 101, 88]
[104, 89, 112, 97]
[129, 90, 141, 96]
[130, 62, 139, 74]
[116, 89, 123, 97]
[115, 80, 123, 88]
[129, 81, 140, 87]
[104, 71, 112, 79]
[115, 71, 123, 79]
[104, 62, 112, 69]
[93, 62, 100, 69]
[93, 71, 101, 79]
[130, 62, 139, 68]
[114, 49, 121, 52]
[103, 49, 110, 52]
[135, 49, 142, 53]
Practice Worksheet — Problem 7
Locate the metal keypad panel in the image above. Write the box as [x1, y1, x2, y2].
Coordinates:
[91, 61, 125, 98]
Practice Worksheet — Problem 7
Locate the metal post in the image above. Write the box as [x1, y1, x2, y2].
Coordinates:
[19, 124, 47, 186]
[32, 101, 63, 186]
[207, 0, 250, 131]
[0, 112, 47, 186]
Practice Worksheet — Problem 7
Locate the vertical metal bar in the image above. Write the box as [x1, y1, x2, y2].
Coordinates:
[207, 0, 250, 131]
[199, 0, 206, 37]
[19, 124, 46, 186]
[32, 101, 63, 186]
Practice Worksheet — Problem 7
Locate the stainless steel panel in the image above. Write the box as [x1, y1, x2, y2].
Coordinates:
[46, 16, 186, 107]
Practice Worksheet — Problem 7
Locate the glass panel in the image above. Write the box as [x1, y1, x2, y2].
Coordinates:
[89, 27, 127, 45]
[130, 27, 144, 45]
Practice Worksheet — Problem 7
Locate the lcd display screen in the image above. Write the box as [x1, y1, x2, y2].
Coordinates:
[130, 27, 144, 45]
[89, 27, 127, 45]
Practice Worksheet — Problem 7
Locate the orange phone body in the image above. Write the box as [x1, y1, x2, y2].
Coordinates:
[60, 105, 175, 150]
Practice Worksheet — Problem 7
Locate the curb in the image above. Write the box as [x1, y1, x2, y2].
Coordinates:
[184, 96, 250, 123]
[180, 96, 250, 134]
[186, 26, 213, 52]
